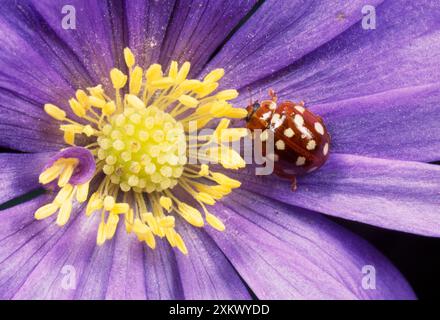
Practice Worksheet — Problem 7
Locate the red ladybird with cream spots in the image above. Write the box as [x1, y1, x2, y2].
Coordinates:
[246, 89, 330, 190]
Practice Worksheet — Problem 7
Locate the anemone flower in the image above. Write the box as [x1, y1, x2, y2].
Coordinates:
[0, 0, 439, 300]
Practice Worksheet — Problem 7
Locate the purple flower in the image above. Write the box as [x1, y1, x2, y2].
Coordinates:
[0, 0, 438, 300]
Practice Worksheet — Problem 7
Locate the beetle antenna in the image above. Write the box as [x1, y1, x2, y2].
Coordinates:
[268, 88, 278, 102]
[247, 87, 253, 105]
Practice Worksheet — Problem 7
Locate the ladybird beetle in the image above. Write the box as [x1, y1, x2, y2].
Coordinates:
[246, 89, 330, 190]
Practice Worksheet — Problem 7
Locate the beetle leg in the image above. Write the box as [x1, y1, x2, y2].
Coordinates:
[290, 176, 297, 192]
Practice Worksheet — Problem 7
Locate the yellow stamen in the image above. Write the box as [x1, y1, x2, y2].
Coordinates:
[36, 48, 248, 254]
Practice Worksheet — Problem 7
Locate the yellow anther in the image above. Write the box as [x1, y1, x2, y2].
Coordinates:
[216, 89, 239, 101]
[88, 84, 105, 99]
[105, 214, 120, 240]
[123, 47, 135, 68]
[206, 213, 225, 231]
[44, 104, 66, 121]
[178, 79, 202, 91]
[195, 192, 216, 205]
[141, 212, 159, 234]
[207, 147, 245, 169]
[110, 68, 128, 89]
[204, 68, 224, 83]
[194, 82, 218, 97]
[224, 107, 248, 119]
[76, 90, 90, 109]
[174, 231, 188, 255]
[60, 124, 83, 134]
[54, 184, 74, 205]
[34, 203, 59, 220]
[151, 77, 174, 88]
[56, 198, 73, 226]
[129, 66, 143, 95]
[126, 94, 145, 110]
[176, 62, 190, 82]
[96, 221, 106, 245]
[143, 229, 156, 249]
[111, 203, 130, 214]
[83, 125, 95, 137]
[89, 96, 107, 108]
[158, 216, 175, 228]
[103, 101, 116, 116]
[103, 196, 115, 211]
[76, 182, 90, 203]
[64, 130, 75, 145]
[58, 160, 78, 187]
[169, 61, 178, 79]
[178, 95, 199, 108]
[178, 202, 204, 227]
[211, 172, 241, 188]
[86, 194, 102, 217]
[159, 196, 173, 212]
[198, 164, 209, 176]
[39, 163, 63, 184]
[133, 218, 150, 235]
[145, 64, 163, 83]
[69, 98, 86, 118]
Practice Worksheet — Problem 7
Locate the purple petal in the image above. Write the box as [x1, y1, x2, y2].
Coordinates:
[105, 225, 184, 300]
[0, 152, 52, 204]
[0, 196, 71, 299]
[208, 189, 415, 299]
[206, 0, 382, 88]
[30, 0, 126, 88]
[159, 0, 257, 76]
[230, 154, 440, 237]
[229, 0, 440, 102]
[0, 197, 247, 299]
[175, 224, 251, 299]
[0, 89, 64, 152]
[310, 83, 440, 162]
[124, 0, 175, 68]
[43, 147, 95, 186]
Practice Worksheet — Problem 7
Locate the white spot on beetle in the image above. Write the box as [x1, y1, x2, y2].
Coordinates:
[306, 140, 316, 150]
[275, 140, 285, 150]
[323, 143, 329, 156]
[261, 111, 272, 121]
[284, 128, 294, 138]
[296, 156, 306, 166]
[294, 106, 305, 113]
[314, 122, 324, 135]
[294, 114, 304, 127]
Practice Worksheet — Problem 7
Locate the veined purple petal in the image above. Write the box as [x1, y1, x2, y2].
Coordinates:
[0, 1, 92, 105]
[105, 224, 184, 300]
[0, 152, 53, 205]
[233, 0, 440, 104]
[124, 0, 175, 68]
[0, 89, 64, 152]
[175, 224, 251, 299]
[208, 190, 415, 299]
[231, 154, 440, 237]
[0, 196, 247, 299]
[0, 1, 95, 151]
[206, 0, 382, 88]
[43, 147, 95, 186]
[159, 0, 257, 76]
[0, 196, 69, 299]
[310, 83, 440, 162]
[31, 0, 126, 89]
